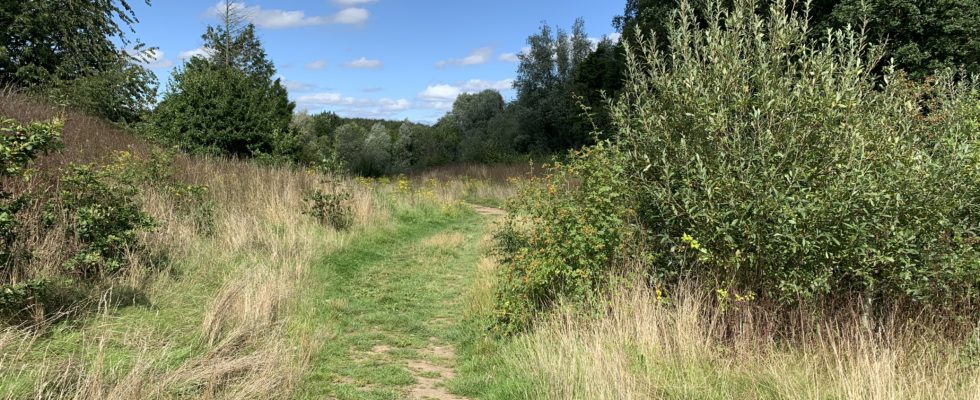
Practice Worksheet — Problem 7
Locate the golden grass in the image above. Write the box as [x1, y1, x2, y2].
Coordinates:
[0, 91, 525, 398]
[0, 151, 400, 398]
[496, 280, 980, 400]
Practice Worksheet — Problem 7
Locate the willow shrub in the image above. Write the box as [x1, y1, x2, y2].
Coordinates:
[494, 0, 980, 332]
[614, 0, 980, 309]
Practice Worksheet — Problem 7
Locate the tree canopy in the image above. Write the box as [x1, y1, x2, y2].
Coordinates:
[152, 6, 294, 157]
[0, 0, 157, 122]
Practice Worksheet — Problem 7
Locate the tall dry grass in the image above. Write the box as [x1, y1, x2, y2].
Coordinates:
[0, 92, 398, 398]
[1, 90, 526, 398]
[496, 279, 980, 400]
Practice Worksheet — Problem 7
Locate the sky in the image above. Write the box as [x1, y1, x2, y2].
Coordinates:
[128, 1, 623, 123]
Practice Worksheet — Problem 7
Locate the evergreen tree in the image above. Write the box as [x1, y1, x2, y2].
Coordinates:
[152, 11, 294, 157]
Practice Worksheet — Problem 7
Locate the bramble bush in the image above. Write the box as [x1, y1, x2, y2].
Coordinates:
[494, 0, 980, 331]
[0, 117, 61, 312]
[59, 164, 154, 279]
[493, 144, 635, 333]
[2, 118, 214, 319]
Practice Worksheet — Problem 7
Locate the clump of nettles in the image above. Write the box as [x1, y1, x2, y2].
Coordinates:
[304, 173, 353, 231]
[492, 0, 980, 333]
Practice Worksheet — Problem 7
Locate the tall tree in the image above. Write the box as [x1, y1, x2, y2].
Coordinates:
[614, 0, 980, 79]
[152, 21, 294, 157]
[514, 18, 598, 152]
[0, 0, 157, 122]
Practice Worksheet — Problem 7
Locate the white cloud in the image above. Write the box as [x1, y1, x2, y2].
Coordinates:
[179, 47, 213, 60]
[281, 79, 316, 92]
[461, 79, 515, 92]
[331, 7, 369, 24]
[306, 60, 327, 70]
[295, 92, 410, 118]
[418, 84, 460, 102]
[417, 79, 514, 110]
[344, 57, 382, 69]
[498, 53, 519, 63]
[208, 2, 369, 29]
[436, 47, 493, 68]
[332, 0, 376, 5]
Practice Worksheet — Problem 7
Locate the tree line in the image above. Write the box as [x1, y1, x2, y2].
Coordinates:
[2, 0, 978, 176]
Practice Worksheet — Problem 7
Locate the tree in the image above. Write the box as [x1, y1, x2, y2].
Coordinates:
[614, 0, 980, 79]
[514, 18, 596, 152]
[362, 123, 392, 176]
[413, 116, 459, 168]
[451, 90, 510, 163]
[152, 19, 294, 157]
[571, 38, 625, 139]
[820, 0, 980, 79]
[0, 0, 157, 122]
[334, 123, 368, 174]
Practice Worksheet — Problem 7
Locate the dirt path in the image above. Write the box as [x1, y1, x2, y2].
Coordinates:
[468, 204, 507, 217]
[295, 212, 488, 399]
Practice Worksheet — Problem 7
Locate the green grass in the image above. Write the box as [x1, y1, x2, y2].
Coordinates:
[291, 206, 491, 399]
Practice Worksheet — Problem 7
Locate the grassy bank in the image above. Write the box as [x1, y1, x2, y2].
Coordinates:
[0, 142, 513, 399]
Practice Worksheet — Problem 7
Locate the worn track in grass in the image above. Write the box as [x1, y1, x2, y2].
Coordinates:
[293, 209, 497, 399]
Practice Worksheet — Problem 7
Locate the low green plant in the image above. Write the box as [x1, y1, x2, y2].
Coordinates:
[59, 164, 155, 278]
[304, 178, 353, 231]
[106, 149, 216, 236]
[0, 117, 62, 313]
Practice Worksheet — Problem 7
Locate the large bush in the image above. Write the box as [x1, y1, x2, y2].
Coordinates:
[493, 144, 635, 333]
[495, 0, 980, 331]
[152, 57, 293, 157]
[0, 0, 157, 123]
[151, 22, 294, 157]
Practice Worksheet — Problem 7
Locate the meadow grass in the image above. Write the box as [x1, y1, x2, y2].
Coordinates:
[0, 143, 514, 399]
[453, 269, 980, 400]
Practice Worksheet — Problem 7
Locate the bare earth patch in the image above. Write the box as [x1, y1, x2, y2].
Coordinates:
[468, 204, 507, 217]
[406, 340, 467, 400]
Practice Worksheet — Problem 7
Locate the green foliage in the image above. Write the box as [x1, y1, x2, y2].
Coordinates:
[612, 0, 980, 308]
[0, 118, 63, 176]
[151, 23, 294, 157]
[451, 90, 518, 163]
[106, 149, 216, 236]
[571, 39, 625, 139]
[514, 19, 596, 152]
[44, 58, 159, 123]
[59, 164, 154, 278]
[413, 117, 460, 169]
[615, 0, 980, 79]
[1, 117, 61, 277]
[362, 123, 394, 175]
[495, 0, 980, 331]
[334, 123, 369, 174]
[818, 0, 980, 79]
[293, 111, 343, 165]
[304, 179, 353, 231]
[493, 144, 634, 333]
[0, 0, 158, 123]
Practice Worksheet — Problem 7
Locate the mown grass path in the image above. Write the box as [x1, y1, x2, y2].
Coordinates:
[293, 209, 492, 399]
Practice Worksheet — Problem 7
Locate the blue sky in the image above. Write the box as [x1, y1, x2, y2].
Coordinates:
[130, 1, 623, 123]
